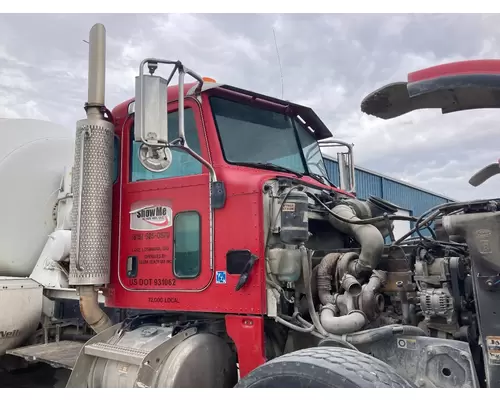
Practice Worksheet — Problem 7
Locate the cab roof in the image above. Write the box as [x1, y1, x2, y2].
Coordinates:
[112, 81, 333, 141]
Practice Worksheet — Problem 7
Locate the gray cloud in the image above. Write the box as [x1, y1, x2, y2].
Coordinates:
[1, 13, 500, 201]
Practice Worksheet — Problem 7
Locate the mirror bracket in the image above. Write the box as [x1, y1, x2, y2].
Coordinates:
[319, 138, 356, 195]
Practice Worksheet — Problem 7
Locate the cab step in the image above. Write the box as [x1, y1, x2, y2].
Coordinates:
[6, 340, 84, 370]
[84, 342, 148, 365]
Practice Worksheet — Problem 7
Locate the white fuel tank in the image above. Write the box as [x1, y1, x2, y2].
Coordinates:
[0, 118, 74, 277]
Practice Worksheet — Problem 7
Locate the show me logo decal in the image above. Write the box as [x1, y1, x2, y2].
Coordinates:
[130, 200, 173, 231]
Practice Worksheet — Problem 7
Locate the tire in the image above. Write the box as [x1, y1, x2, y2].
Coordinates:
[235, 347, 414, 388]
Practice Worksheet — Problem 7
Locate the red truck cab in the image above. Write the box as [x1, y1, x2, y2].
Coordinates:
[108, 80, 351, 310]
[106, 79, 352, 376]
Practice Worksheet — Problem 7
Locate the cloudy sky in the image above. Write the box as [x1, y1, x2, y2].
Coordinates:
[1, 13, 499, 201]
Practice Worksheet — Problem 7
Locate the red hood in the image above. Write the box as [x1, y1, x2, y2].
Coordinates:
[300, 175, 354, 197]
[361, 59, 500, 119]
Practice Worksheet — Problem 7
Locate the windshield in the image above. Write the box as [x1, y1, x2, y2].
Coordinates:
[209, 96, 328, 179]
[295, 121, 329, 178]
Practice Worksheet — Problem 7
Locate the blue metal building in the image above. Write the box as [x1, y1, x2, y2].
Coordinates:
[322, 154, 455, 239]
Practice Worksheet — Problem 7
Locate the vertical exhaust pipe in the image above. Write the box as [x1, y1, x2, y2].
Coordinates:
[69, 23, 113, 333]
[87, 24, 106, 115]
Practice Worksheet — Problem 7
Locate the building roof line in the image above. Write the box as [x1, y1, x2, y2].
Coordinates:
[321, 153, 457, 202]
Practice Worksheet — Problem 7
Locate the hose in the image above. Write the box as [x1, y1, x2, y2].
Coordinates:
[281, 313, 359, 351]
[301, 315, 426, 345]
[301, 245, 328, 336]
[308, 193, 418, 225]
[320, 306, 367, 335]
[277, 313, 425, 349]
[317, 337, 359, 351]
[411, 200, 489, 244]
[415, 210, 445, 241]
[316, 253, 341, 305]
[310, 193, 476, 249]
[296, 314, 314, 328]
[327, 203, 385, 274]
[394, 210, 440, 245]
[359, 271, 386, 320]
[344, 324, 427, 345]
[394, 199, 483, 246]
[275, 316, 314, 333]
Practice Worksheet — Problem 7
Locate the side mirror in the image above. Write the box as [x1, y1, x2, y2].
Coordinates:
[469, 160, 500, 187]
[134, 71, 169, 145]
[131, 58, 208, 174]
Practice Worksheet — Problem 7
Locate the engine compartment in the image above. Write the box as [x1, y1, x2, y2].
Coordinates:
[262, 177, 484, 383]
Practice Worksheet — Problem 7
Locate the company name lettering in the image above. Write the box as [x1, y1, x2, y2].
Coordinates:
[0, 329, 20, 339]
[137, 207, 168, 219]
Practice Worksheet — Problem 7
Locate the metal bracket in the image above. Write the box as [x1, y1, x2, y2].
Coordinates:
[415, 343, 478, 388]
[477, 274, 500, 292]
[318, 138, 356, 195]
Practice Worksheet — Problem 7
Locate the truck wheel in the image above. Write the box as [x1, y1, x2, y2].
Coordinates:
[235, 347, 413, 388]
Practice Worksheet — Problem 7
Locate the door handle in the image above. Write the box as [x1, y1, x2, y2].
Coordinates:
[235, 254, 259, 291]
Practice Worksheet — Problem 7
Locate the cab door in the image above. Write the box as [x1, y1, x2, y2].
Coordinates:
[118, 97, 213, 293]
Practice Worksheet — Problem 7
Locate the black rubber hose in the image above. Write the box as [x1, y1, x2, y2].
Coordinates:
[394, 210, 440, 245]
[276, 316, 425, 349]
[345, 325, 427, 345]
[412, 199, 494, 241]
[294, 316, 426, 348]
[413, 207, 468, 249]
[396, 199, 490, 246]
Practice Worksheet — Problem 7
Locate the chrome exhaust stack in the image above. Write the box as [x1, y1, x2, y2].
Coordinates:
[69, 23, 114, 333]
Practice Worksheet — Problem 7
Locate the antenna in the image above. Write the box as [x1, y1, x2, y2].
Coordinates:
[272, 28, 284, 99]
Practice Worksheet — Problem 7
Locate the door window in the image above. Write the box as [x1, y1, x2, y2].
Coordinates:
[130, 108, 202, 182]
[173, 211, 201, 278]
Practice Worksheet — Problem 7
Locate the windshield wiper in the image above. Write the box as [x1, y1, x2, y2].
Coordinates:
[237, 162, 303, 177]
